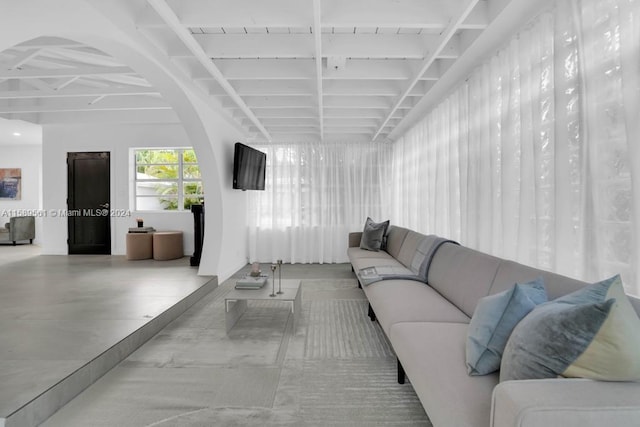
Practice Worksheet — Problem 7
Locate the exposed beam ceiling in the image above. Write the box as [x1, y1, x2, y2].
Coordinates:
[312, 0, 324, 140]
[0, 0, 549, 143]
[373, 0, 480, 140]
[146, 0, 272, 141]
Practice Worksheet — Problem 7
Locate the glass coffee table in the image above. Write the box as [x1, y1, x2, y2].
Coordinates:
[225, 279, 301, 333]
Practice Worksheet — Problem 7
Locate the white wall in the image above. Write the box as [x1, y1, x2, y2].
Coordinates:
[0, 144, 43, 243]
[41, 120, 249, 281]
[42, 123, 195, 256]
[187, 94, 249, 281]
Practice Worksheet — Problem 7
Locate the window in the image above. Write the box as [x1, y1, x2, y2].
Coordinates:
[134, 148, 203, 211]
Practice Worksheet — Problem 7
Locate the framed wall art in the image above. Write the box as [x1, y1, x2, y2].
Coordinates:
[0, 168, 21, 200]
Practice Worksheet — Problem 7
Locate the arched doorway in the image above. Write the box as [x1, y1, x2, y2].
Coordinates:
[0, 2, 232, 275]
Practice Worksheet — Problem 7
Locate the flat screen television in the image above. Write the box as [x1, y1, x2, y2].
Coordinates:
[232, 142, 266, 191]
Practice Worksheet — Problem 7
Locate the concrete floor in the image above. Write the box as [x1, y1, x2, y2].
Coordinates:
[0, 247, 429, 426]
[0, 245, 215, 427]
[38, 261, 429, 427]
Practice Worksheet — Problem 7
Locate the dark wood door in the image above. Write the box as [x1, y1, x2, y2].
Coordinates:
[67, 152, 111, 254]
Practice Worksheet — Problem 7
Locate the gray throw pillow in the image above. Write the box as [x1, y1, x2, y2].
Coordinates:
[359, 217, 389, 252]
[500, 275, 640, 382]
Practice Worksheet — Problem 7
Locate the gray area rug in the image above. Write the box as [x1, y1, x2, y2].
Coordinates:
[42, 277, 431, 426]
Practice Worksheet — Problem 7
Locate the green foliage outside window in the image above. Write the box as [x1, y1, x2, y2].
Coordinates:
[135, 148, 204, 211]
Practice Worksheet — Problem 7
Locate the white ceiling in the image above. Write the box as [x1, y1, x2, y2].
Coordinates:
[0, 117, 42, 146]
[0, 0, 544, 143]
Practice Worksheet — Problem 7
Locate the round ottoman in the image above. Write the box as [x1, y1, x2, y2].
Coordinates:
[126, 233, 153, 260]
[153, 231, 184, 261]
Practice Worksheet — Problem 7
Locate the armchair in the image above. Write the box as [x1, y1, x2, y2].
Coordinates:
[0, 216, 35, 245]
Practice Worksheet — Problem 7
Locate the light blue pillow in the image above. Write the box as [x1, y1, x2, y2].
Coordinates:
[466, 277, 547, 376]
[500, 275, 640, 382]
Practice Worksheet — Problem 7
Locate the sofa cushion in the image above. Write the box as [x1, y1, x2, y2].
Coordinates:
[395, 230, 426, 268]
[466, 277, 547, 376]
[390, 322, 498, 427]
[384, 226, 409, 259]
[359, 217, 389, 251]
[409, 235, 458, 282]
[490, 259, 587, 300]
[428, 243, 502, 317]
[350, 255, 406, 273]
[501, 275, 640, 382]
[356, 235, 458, 286]
[347, 246, 393, 262]
[357, 265, 421, 286]
[363, 280, 469, 336]
[492, 379, 640, 427]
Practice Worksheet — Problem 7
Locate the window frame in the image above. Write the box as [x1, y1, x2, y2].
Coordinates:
[133, 148, 203, 212]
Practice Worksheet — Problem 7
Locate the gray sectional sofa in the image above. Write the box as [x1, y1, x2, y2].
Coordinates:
[348, 225, 640, 427]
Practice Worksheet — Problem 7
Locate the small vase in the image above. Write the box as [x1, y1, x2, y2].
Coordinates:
[137, 220, 144, 228]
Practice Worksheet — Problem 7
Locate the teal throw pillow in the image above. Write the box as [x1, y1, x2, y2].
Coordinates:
[466, 277, 547, 376]
[500, 275, 640, 382]
[359, 217, 389, 252]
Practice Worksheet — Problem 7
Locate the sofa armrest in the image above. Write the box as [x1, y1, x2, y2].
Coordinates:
[491, 379, 640, 427]
[9, 216, 35, 241]
[348, 232, 362, 248]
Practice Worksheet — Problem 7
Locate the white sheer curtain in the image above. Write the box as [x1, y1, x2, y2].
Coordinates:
[391, 0, 640, 295]
[247, 142, 391, 264]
